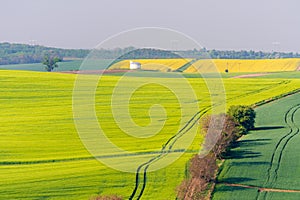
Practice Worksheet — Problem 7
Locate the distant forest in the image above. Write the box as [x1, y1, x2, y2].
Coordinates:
[1, 42, 300, 65]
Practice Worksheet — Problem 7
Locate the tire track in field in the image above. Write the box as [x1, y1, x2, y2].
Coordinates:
[265, 104, 300, 184]
[129, 108, 210, 200]
[129, 80, 289, 199]
[257, 104, 300, 200]
[226, 80, 289, 103]
[0, 150, 197, 166]
[274, 108, 300, 180]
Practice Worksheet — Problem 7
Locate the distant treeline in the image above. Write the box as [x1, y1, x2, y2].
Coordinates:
[1, 42, 300, 65]
[0, 43, 88, 65]
[177, 48, 300, 59]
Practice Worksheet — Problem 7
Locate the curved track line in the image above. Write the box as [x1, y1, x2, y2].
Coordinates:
[265, 105, 296, 183]
[226, 80, 289, 103]
[257, 104, 300, 200]
[265, 104, 300, 184]
[130, 80, 290, 199]
[275, 113, 300, 177]
[129, 108, 210, 200]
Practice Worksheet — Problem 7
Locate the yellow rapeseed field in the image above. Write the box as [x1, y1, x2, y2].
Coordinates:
[1, 69, 300, 199]
[109, 58, 191, 72]
[184, 58, 300, 73]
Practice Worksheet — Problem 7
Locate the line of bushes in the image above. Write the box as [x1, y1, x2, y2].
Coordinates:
[89, 105, 256, 200]
[176, 105, 255, 200]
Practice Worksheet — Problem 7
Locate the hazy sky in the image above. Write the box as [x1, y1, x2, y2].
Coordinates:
[1, 0, 300, 52]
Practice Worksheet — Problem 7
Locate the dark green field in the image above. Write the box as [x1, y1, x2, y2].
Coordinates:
[212, 92, 300, 200]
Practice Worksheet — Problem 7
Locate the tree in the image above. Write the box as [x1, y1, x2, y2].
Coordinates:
[201, 114, 239, 159]
[177, 153, 217, 200]
[42, 55, 61, 72]
[227, 105, 256, 133]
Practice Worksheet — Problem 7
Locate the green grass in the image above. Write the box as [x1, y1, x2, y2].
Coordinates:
[257, 71, 300, 79]
[212, 92, 300, 200]
[1, 70, 300, 199]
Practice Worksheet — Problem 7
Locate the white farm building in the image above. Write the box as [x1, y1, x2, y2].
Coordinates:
[129, 61, 141, 70]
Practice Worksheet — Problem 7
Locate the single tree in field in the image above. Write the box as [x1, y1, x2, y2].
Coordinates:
[42, 55, 61, 72]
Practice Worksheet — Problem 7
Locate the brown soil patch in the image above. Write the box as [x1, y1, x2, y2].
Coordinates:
[224, 183, 300, 193]
[232, 73, 268, 78]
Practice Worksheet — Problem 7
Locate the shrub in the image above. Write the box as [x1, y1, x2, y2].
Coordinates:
[177, 153, 217, 200]
[190, 153, 218, 182]
[201, 114, 239, 159]
[177, 111, 249, 199]
[227, 105, 256, 133]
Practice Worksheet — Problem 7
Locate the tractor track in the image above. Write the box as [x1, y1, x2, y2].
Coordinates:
[257, 104, 300, 200]
[226, 80, 289, 103]
[265, 104, 300, 184]
[129, 80, 290, 199]
[129, 107, 210, 200]
[0, 150, 197, 166]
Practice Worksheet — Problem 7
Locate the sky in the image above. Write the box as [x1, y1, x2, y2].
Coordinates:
[1, 0, 300, 52]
